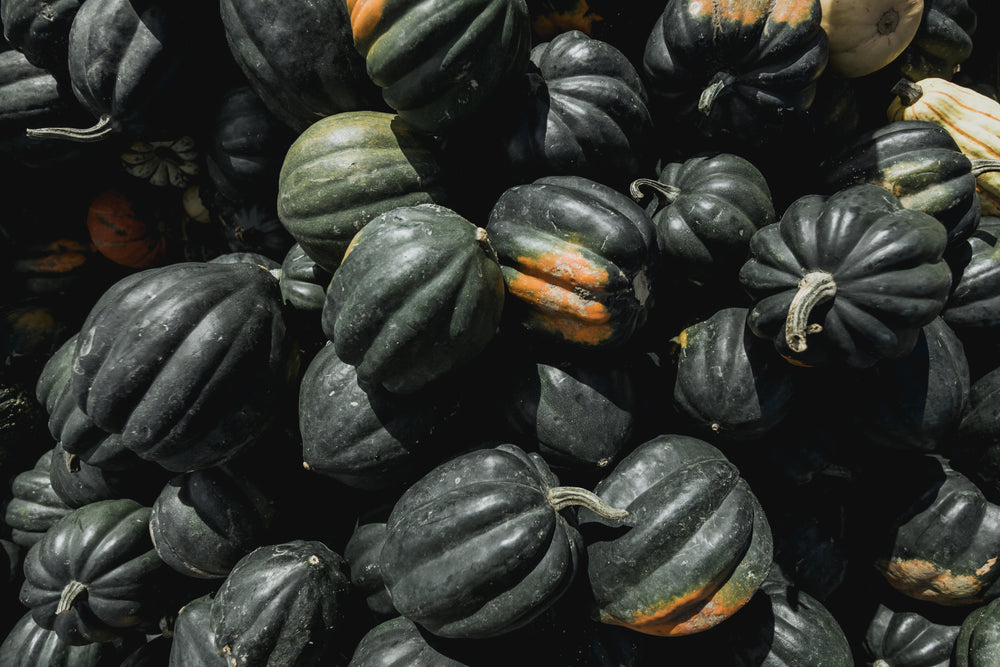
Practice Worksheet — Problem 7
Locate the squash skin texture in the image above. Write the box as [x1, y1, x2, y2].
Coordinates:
[210, 541, 351, 667]
[487, 175, 658, 348]
[378, 444, 582, 639]
[322, 204, 504, 395]
[70, 261, 298, 472]
[955, 596, 1000, 667]
[347, 0, 532, 134]
[642, 0, 828, 151]
[739, 183, 953, 368]
[277, 110, 448, 274]
[580, 435, 773, 637]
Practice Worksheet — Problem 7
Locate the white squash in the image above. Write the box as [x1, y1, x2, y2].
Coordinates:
[820, 0, 924, 78]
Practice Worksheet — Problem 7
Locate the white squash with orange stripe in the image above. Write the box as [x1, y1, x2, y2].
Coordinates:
[889, 77, 1000, 216]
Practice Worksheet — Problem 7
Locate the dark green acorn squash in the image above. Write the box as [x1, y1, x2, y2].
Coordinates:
[48, 442, 168, 508]
[738, 183, 953, 368]
[630, 152, 776, 291]
[70, 261, 298, 472]
[863, 598, 964, 667]
[167, 594, 228, 667]
[299, 341, 463, 489]
[24, 0, 217, 142]
[494, 346, 639, 475]
[379, 443, 626, 639]
[0, 611, 139, 666]
[897, 0, 978, 82]
[3, 448, 72, 548]
[579, 434, 773, 636]
[148, 465, 277, 579]
[219, 0, 382, 133]
[641, 0, 829, 153]
[843, 317, 970, 452]
[673, 306, 798, 440]
[943, 216, 1000, 332]
[1, 0, 84, 77]
[276, 110, 449, 274]
[862, 454, 1000, 606]
[954, 595, 1000, 667]
[820, 119, 982, 246]
[210, 540, 351, 667]
[279, 242, 333, 313]
[497, 29, 653, 189]
[343, 521, 395, 618]
[19, 498, 184, 645]
[486, 175, 658, 348]
[348, 616, 467, 667]
[322, 204, 505, 394]
[347, 0, 532, 134]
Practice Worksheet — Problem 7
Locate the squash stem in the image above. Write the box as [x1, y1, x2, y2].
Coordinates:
[629, 178, 682, 205]
[971, 158, 1000, 177]
[698, 71, 733, 116]
[785, 271, 837, 353]
[547, 486, 628, 520]
[26, 114, 118, 143]
[57, 580, 88, 614]
[890, 79, 924, 107]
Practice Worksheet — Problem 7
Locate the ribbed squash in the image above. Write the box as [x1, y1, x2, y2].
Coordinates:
[276, 110, 448, 274]
[738, 183, 953, 368]
[580, 434, 773, 637]
[321, 204, 505, 394]
[888, 77, 1000, 216]
[486, 175, 657, 348]
[863, 599, 964, 667]
[347, 0, 532, 134]
[955, 596, 1000, 667]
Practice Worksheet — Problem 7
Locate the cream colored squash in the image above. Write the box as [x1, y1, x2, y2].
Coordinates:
[820, 0, 924, 78]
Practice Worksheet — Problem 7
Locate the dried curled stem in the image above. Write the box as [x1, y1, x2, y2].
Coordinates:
[785, 271, 837, 353]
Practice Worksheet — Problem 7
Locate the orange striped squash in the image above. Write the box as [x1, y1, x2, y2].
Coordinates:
[888, 77, 1000, 216]
[86, 187, 172, 269]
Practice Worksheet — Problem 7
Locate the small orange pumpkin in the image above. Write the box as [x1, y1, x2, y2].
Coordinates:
[86, 187, 173, 269]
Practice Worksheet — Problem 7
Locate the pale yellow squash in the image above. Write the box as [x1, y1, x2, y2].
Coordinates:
[888, 77, 1000, 216]
[820, 0, 924, 78]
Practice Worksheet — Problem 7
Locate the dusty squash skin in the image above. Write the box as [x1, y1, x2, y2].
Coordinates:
[1, 0, 84, 76]
[820, 119, 982, 247]
[210, 540, 351, 667]
[863, 598, 964, 667]
[739, 183, 953, 368]
[276, 110, 449, 275]
[70, 261, 298, 472]
[169, 594, 227, 667]
[347, 0, 532, 134]
[487, 175, 658, 348]
[322, 204, 505, 395]
[220, 0, 381, 134]
[955, 596, 1000, 667]
[944, 216, 1000, 332]
[641, 0, 829, 153]
[579, 434, 773, 637]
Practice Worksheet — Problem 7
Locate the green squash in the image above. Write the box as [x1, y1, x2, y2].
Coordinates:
[630, 152, 776, 291]
[579, 434, 773, 637]
[642, 0, 828, 153]
[897, 0, 978, 82]
[343, 521, 395, 618]
[863, 598, 964, 667]
[322, 204, 505, 394]
[299, 342, 463, 489]
[210, 540, 351, 666]
[1, 0, 83, 76]
[70, 261, 298, 472]
[486, 175, 658, 348]
[820, 119, 982, 246]
[0, 611, 141, 666]
[4, 448, 72, 548]
[379, 443, 626, 639]
[347, 0, 532, 134]
[19, 498, 184, 645]
[673, 306, 798, 441]
[168, 594, 228, 667]
[943, 216, 1000, 332]
[955, 596, 1000, 667]
[276, 110, 449, 274]
[739, 183, 953, 368]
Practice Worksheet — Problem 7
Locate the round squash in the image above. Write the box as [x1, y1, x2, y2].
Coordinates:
[738, 183, 953, 368]
[955, 596, 1000, 667]
[486, 175, 658, 348]
[322, 204, 505, 394]
[347, 0, 532, 134]
[276, 110, 449, 274]
[580, 434, 773, 637]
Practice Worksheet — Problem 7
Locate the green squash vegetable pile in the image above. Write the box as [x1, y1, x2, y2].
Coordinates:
[4, 0, 1000, 664]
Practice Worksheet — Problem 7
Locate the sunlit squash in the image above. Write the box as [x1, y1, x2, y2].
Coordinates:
[820, 0, 925, 78]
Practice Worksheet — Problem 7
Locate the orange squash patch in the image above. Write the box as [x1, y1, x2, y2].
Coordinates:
[348, 0, 385, 48]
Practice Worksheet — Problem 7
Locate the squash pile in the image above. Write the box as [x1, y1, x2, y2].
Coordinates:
[5, 0, 1000, 664]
